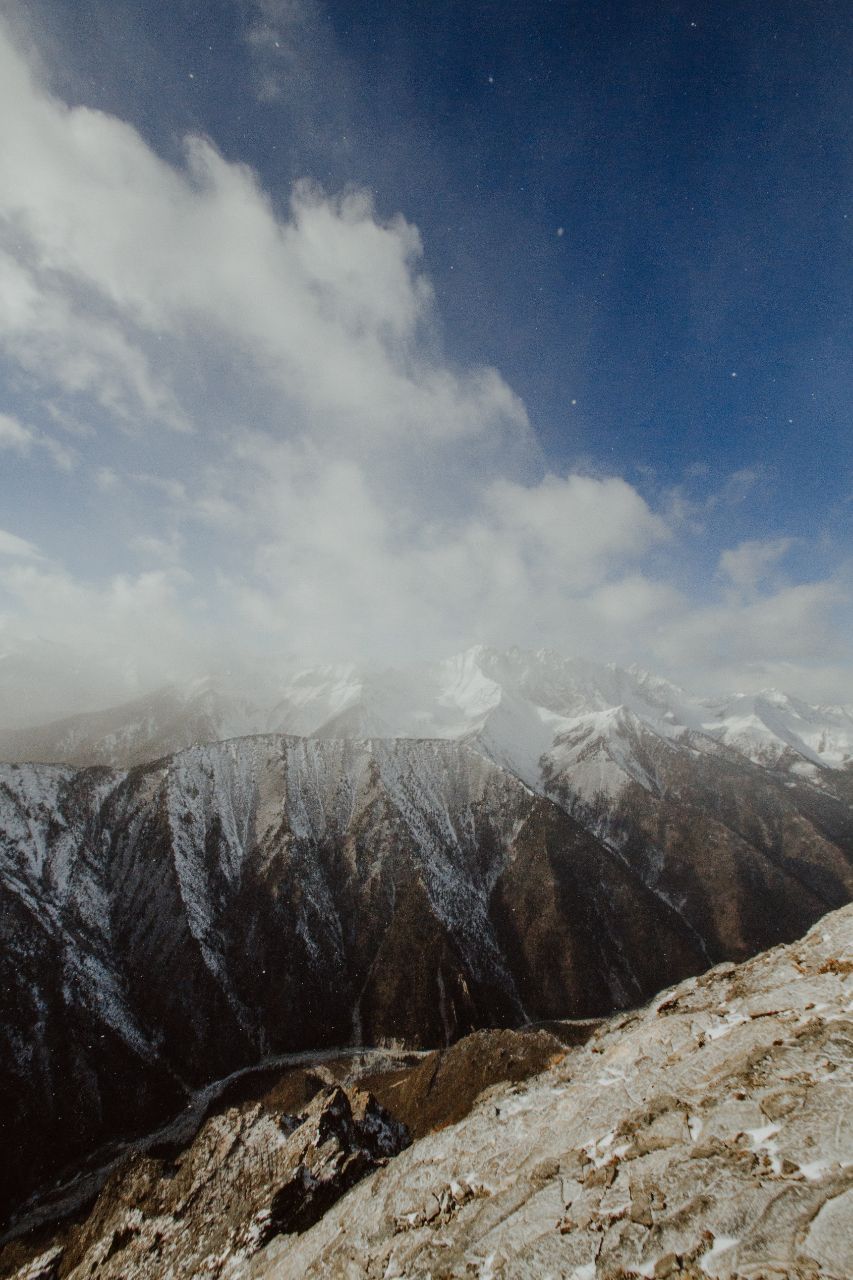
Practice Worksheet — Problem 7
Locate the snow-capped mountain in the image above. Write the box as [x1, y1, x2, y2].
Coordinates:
[1, 647, 851, 793]
[3, 725, 852, 1222]
[1, 647, 851, 1225]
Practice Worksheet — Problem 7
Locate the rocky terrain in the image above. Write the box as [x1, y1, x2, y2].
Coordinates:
[253, 902, 853, 1279]
[2, 649, 851, 1232]
[0, 1027, 567, 1278]
[4, 905, 850, 1279]
[3, 725, 852, 1222]
[6, 721, 850, 1218]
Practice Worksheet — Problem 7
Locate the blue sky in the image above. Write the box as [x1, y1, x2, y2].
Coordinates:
[0, 0, 850, 721]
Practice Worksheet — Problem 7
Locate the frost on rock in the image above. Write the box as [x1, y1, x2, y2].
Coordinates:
[247, 903, 853, 1279]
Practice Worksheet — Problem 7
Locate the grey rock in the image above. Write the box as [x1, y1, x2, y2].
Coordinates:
[245, 903, 853, 1278]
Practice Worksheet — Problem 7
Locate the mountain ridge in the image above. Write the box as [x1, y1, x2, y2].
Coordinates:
[3, 726, 852, 1223]
[1, 648, 851, 788]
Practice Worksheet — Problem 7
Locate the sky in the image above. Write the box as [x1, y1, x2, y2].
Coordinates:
[0, 0, 850, 724]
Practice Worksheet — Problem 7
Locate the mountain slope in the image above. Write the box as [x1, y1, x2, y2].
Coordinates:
[1, 735, 709, 1222]
[5, 725, 852, 1225]
[255, 901, 853, 1280]
[10, 905, 849, 1279]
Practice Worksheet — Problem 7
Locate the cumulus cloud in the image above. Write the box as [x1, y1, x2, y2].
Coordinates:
[0, 15, 848, 722]
[0, 29, 525, 452]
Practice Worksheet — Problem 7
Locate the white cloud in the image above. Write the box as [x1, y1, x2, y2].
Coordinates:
[129, 532, 184, 565]
[0, 16, 848, 722]
[0, 28, 525, 452]
[0, 560, 207, 724]
[0, 411, 33, 451]
[0, 252, 187, 430]
[0, 528, 43, 559]
[652, 577, 849, 696]
[0, 408, 74, 468]
[718, 537, 794, 595]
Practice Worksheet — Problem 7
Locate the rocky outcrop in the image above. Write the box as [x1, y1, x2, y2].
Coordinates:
[251, 902, 853, 1279]
[0, 1027, 572, 1278]
[2, 1084, 407, 1280]
[359, 1026, 571, 1140]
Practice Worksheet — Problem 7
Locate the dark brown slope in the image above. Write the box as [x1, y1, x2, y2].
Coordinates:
[543, 718, 853, 961]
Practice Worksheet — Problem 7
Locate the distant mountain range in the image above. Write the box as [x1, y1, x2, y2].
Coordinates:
[2, 646, 852, 782]
[1, 647, 851, 1224]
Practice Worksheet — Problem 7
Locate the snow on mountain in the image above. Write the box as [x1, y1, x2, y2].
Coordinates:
[1, 648, 850, 799]
[2, 704, 852, 1225]
[697, 689, 853, 770]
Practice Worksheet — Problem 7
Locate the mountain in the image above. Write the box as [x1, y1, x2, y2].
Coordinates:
[0, 682, 262, 769]
[5, 904, 851, 1279]
[2, 649, 851, 1229]
[2, 647, 852, 785]
[2, 723, 852, 1226]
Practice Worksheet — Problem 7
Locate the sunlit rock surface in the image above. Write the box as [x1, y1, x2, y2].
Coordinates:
[6, 1083, 409, 1280]
[250, 904, 853, 1279]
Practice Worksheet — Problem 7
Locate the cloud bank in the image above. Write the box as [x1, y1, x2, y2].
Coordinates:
[0, 17, 848, 725]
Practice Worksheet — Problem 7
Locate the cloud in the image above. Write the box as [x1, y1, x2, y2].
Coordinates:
[0, 528, 43, 559]
[0, 28, 525, 453]
[0, 252, 187, 430]
[240, 0, 337, 105]
[0, 405, 77, 470]
[718, 537, 794, 595]
[0, 14, 848, 723]
[660, 465, 766, 535]
[0, 411, 33, 451]
[0, 560, 206, 724]
[129, 532, 184, 565]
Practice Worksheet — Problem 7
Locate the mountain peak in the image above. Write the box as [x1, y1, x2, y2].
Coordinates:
[0, 647, 850, 777]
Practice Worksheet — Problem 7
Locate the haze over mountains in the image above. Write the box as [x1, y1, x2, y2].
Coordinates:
[2, 646, 852, 784]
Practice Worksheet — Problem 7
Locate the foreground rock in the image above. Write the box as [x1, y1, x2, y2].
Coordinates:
[0, 1028, 567, 1279]
[250, 903, 853, 1279]
[5, 1085, 408, 1280]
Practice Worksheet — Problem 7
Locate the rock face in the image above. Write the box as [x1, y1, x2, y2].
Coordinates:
[4, 1084, 408, 1280]
[251, 903, 853, 1279]
[2, 729, 852, 1223]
